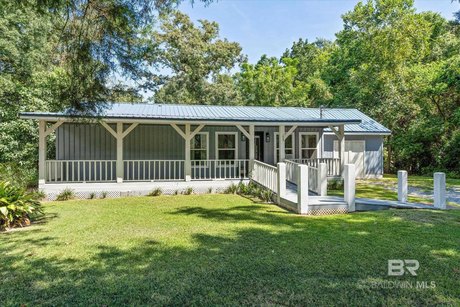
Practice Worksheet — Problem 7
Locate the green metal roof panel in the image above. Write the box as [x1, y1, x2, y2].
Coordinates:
[20, 103, 391, 134]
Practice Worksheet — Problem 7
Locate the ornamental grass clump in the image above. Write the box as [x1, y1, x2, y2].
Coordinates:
[0, 181, 43, 231]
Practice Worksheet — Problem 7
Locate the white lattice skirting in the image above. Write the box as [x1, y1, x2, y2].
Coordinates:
[42, 180, 249, 201]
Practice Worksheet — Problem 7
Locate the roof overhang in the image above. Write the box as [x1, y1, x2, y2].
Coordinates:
[19, 113, 362, 127]
[323, 131, 391, 136]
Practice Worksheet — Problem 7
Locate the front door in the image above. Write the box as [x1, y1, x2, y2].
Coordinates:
[247, 132, 264, 162]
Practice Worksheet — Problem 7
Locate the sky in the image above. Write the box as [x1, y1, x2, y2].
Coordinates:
[179, 0, 460, 63]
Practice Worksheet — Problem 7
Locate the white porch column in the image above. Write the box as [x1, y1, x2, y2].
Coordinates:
[434, 172, 446, 209]
[398, 170, 408, 203]
[184, 124, 191, 181]
[101, 121, 138, 184]
[344, 164, 356, 212]
[249, 125, 255, 172]
[276, 162, 286, 204]
[319, 162, 327, 196]
[339, 125, 345, 176]
[171, 123, 204, 182]
[38, 120, 47, 186]
[116, 123, 124, 183]
[297, 164, 309, 214]
[279, 125, 286, 162]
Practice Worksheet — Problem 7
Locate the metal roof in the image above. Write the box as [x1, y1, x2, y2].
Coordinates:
[20, 103, 390, 134]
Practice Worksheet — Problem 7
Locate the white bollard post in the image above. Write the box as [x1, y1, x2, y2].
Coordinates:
[277, 163, 286, 204]
[434, 172, 446, 209]
[297, 164, 309, 214]
[319, 163, 327, 196]
[398, 170, 408, 203]
[344, 164, 356, 212]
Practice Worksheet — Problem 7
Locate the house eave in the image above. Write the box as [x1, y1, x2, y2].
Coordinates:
[19, 113, 362, 127]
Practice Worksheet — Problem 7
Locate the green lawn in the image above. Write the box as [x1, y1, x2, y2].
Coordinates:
[1, 195, 459, 305]
[330, 174, 460, 206]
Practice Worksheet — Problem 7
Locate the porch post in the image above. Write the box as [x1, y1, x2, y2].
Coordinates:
[297, 164, 309, 214]
[339, 125, 345, 176]
[249, 125, 255, 172]
[276, 162, 286, 204]
[116, 123, 124, 183]
[319, 162, 327, 196]
[38, 120, 46, 186]
[344, 164, 356, 212]
[279, 125, 285, 162]
[184, 124, 191, 181]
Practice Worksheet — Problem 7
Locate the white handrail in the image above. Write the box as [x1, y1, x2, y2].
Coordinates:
[285, 160, 299, 184]
[252, 160, 278, 192]
[308, 165, 319, 194]
[124, 160, 185, 181]
[191, 159, 249, 180]
[287, 158, 340, 177]
[45, 160, 116, 183]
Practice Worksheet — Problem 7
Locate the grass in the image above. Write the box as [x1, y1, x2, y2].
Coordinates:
[1, 194, 459, 305]
[330, 174, 460, 206]
[375, 174, 460, 192]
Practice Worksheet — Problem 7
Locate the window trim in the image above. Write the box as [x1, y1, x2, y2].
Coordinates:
[190, 132, 209, 161]
[274, 132, 295, 163]
[299, 132, 319, 160]
[215, 132, 238, 160]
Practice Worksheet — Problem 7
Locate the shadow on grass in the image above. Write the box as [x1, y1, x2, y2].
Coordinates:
[0, 204, 459, 305]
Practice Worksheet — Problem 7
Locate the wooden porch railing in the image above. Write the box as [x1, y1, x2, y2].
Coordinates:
[45, 159, 250, 182]
[124, 160, 185, 181]
[45, 160, 117, 182]
[252, 160, 278, 192]
[285, 159, 320, 194]
[191, 159, 249, 180]
[287, 158, 340, 177]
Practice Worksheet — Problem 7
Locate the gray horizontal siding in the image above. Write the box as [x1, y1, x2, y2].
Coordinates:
[56, 123, 323, 166]
[323, 134, 384, 177]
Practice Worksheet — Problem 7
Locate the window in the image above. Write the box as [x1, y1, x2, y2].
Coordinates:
[274, 132, 295, 163]
[191, 133, 208, 160]
[216, 132, 238, 160]
[299, 133, 318, 159]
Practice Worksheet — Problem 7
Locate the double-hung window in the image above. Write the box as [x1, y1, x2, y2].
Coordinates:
[299, 132, 319, 159]
[216, 132, 238, 160]
[191, 132, 208, 161]
[274, 133, 295, 163]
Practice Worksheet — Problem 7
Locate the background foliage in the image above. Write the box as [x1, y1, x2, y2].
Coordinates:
[1, 0, 459, 187]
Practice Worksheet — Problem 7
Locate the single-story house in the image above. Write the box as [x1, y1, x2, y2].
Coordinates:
[20, 103, 390, 198]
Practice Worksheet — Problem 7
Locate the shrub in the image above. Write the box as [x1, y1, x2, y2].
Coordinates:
[258, 189, 274, 203]
[101, 191, 108, 199]
[173, 190, 179, 195]
[182, 187, 193, 195]
[148, 188, 162, 197]
[0, 163, 37, 189]
[56, 188, 75, 201]
[207, 187, 213, 194]
[328, 178, 344, 190]
[0, 181, 43, 230]
[224, 183, 239, 194]
[88, 192, 96, 199]
[33, 189, 46, 200]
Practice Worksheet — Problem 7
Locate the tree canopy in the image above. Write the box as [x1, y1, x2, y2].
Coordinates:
[1, 0, 459, 186]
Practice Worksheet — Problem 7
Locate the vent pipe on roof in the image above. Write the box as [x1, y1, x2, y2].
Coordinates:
[320, 105, 324, 119]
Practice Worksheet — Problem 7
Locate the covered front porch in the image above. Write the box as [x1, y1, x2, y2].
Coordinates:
[37, 121, 347, 185]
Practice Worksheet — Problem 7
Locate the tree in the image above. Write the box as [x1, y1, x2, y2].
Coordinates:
[152, 11, 243, 104]
[236, 56, 312, 107]
[324, 0, 460, 173]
